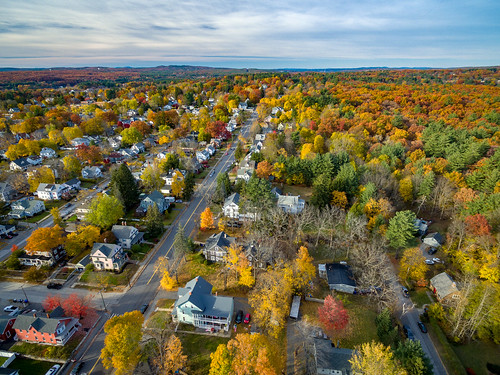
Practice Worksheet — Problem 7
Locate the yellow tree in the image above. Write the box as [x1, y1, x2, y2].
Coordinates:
[256, 160, 274, 179]
[158, 335, 187, 375]
[300, 143, 315, 160]
[171, 170, 185, 198]
[237, 252, 254, 288]
[25, 225, 64, 255]
[225, 243, 242, 279]
[399, 247, 427, 284]
[161, 272, 177, 290]
[399, 177, 413, 203]
[50, 207, 62, 226]
[200, 207, 214, 230]
[28, 166, 56, 192]
[350, 341, 407, 375]
[101, 311, 144, 375]
[331, 190, 348, 209]
[294, 246, 316, 291]
[249, 269, 292, 338]
[313, 134, 325, 154]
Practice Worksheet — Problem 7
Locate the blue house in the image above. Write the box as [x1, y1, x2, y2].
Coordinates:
[172, 276, 234, 332]
[138, 190, 168, 214]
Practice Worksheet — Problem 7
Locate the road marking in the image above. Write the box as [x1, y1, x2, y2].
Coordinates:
[146, 136, 239, 286]
[88, 353, 102, 374]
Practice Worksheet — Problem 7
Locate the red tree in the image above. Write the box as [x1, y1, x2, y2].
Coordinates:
[43, 294, 62, 311]
[464, 214, 491, 237]
[205, 121, 231, 140]
[62, 294, 89, 319]
[11, 244, 18, 253]
[318, 295, 349, 333]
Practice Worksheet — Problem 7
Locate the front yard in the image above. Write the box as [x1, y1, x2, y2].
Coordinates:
[78, 263, 138, 289]
[178, 333, 229, 375]
[9, 358, 60, 375]
[11, 335, 81, 360]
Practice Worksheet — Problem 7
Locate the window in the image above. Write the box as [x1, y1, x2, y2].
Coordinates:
[6, 331, 10, 338]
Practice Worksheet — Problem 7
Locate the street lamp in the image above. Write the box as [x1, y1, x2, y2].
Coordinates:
[21, 286, 28, 304]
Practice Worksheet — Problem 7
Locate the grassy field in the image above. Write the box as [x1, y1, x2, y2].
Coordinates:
[127, 243, 153, 261]
[178, 333, 229, 375]
[163, 209, 181, 226]
[300, 293, 379, 349]
[156, 298, 176, 308]
[409, 288, 433, 307]
[452, 340, 500, 375]
[427, 318, 466, 375]
[9, 358, 59, 375]
[276, 184, 313, 203]
[79, 263, 138, 287]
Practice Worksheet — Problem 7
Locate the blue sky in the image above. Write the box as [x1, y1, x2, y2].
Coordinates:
[0, 0, 498, 69]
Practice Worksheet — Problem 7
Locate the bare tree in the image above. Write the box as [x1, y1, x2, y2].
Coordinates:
[430, 176, 455, 218]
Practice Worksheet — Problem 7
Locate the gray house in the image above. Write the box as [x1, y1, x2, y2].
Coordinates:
[0, 182, 15, 201]
[319, 263, 356, 294]
[223, 192, 240, 219]
[138, 190, 168, 214]
[172, 276, 234, 332]
[423, 232, 445, 248]
[111, 225, 144, 249]
[203, 231, 235, 263]
[9, 198, 45, 218]
[313, 338, 354, 375]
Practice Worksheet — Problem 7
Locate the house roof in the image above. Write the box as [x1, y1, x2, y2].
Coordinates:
[430, 272, 459, 299]
[0, 316, 15, 333]
[13, 314, 62, 334]
[91, 243, 121, 258]
[76, 255, 91, 268]
[11, 158, 30, 168]
[112, 225, 136, 240]
[325, 263, 356, 287]
[176, 276, 233, 316]
[277, 195, 301, 206]
[64, 178, 80, 187]
[144, 190, 164, 205]
[224, 192, 240, 206]
[424, 232, 444, 245]
[205, 231, 234, 251]
[313, 338, 353, 374]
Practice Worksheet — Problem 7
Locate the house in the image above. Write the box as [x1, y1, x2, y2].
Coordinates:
[71, 137, 90, 147]
[236, 169, 253, 182]
[0, 182, 15, 201]
[18, 245, 65, 268]
[9, 198, 45, 219]
[9, 158, 30, 171]
[202, 231, 235, 263]
[62, 178, 81, 191]
[12, 306, 81, 346]
[106, 152, 125, 164]
[206, 144, 216, 156]
[172, 276, 234, 332]
[120, 148, 136, 159]
[112, 225, 144, 249]
[75, 199, 92, 221]
[223, 193, 240, 219]
[131, 142, 145, 154]
[319, 263, 356, 294]
[196, 150, 210, 162]
[244, 242, 272, 269]
[0, 316, 16, 342]
[430, 272, 460, 302]
[162, 169, 186, 185]
[0, 225, 15, 237]
[236, 159, 255, 182]
[36, 183, 68, 200]
[138, 190, 168, 214]
[270, 187, 282, 199]
[26, 155, 42, 166]
[81, 166, 102, 179]
[39, 147, 57, 159]
[423, 232, 445, 248]
[414, 219, 430, 237]
[108, 136, 122, 150]
[255, 133, 266, 142]
[74, 255, 91, 272]
[313, 338, 354, 375]
[277, 194, 305, 214]
[90, 243, 128, 271]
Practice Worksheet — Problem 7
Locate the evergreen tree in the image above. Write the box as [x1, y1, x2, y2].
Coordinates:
[173, 223, 190, 259]
[243, 173, 274, 209]
[216, 172, 231, 198]
[234, 141, 244, 162]
[386, 210, 417, 250]
[182, 172, 195, 201]
[332, 163, 359, 199]
[311, 173, 334, 207]
[110, 163, 140, 210]
[144, 203, 163, 238]
[393, 340, 433, 375]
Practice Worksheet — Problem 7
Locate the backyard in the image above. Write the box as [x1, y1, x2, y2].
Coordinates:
[178, 333, 229, 375]
[452, 340, 500, 375]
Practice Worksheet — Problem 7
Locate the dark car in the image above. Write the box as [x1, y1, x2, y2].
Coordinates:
[244, 313, 251, 324]
[70, 361, 84, 375]
[402, 287, 410, 298]
[11, 232, 18, 236]
[235, 310, 243, 324]
[47, 282, 63, 290]
[417, 321, 427, 333]
[140, 304, 149, 314]
[427, 248, 438, 255]
[403, 325, 415, 341]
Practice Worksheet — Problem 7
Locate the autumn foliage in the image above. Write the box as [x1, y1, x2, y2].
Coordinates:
[200, 207, 214, 230]
[464, 214, 491, 237]
[42, 293, 90, 319]
[318, 295, 349, 335]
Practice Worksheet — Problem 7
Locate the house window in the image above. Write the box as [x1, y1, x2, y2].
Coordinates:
[6, 331, 10, 338]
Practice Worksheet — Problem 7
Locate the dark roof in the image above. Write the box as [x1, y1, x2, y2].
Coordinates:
[0, 368, 19, 375]
[205, 231, 234, 251]
[112, 225, 136, 240]
[425, 232, 445, 245]
[0, 316, 15, 333]
[91, 243, 121, 257]
[313, 338, 353, 374]
[224, 192, 240, 206]
[64, 178, 80, 187]
[11, 158, 30, 168]
[325, 263, 356, 287]
[13, 314, 63, 334]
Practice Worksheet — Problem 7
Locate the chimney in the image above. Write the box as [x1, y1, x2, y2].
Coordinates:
[46, 313, 50, 318]
[33, 313, 37, 318]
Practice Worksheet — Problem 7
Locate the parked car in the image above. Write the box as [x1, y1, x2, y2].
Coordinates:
[401, 287, 409, 298]
[244, 313, 251, 324]
[70, 362, 84, 375]
[403, 325, 415, 341]
[11, 232, 18, 236]
[140, 304, 149, 314]
[47, 282, 63, 290]
[425, 259, 435, 265]
[3, 305, 17, 312]
[432, 258, 442, 263]
[427, 248, 438, 255]
[417, 321, 427, 333]
[235, 310, 243, 324]
[45, 364, 61, 375]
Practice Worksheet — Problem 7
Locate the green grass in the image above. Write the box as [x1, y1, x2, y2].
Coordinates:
[0, 356, 7, 366]
[127, 243, 153, 261]
[9, 358, 59, 375]
[452, 340, 500, 375]
[80, 181, 96, 188]
[427, 318, 466, 375]
[66, 214, 77, 222]
[163, 209, 181, 226]
[11, 336, 81, 360]
[79, 263, 138, 287]
[179, 253, 219, 281]
[178, 333, 229, 375]
[277, 184, 313, 203]
[24, 212, 50, 223]
[409, 288, 433, 307]
[156, 298, 176, 308]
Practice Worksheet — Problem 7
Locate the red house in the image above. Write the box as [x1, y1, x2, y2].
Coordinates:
[12, 307, 80, 346]
[0, 316, 16, 342]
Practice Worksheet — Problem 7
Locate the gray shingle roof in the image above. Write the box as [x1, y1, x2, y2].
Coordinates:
[205, 231, 234, 251]
[313, 338, 353, 374]
[91, 243, 121, 257]
[13, 314, 61, 334]
[112, 225, 135, 240]
[224, 192, 239, 206]
[325, 263, 356, 287]
[430, 272, 459, 300]
[0, 316, 14, 333]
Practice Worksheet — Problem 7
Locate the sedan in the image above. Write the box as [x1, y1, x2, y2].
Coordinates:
[425, 259, 435, 265]
[244, 313, 251, 324]
[47, 282, 63, 290]
[3, 305, 17, 312]
[417, 321, 427, 333]
[235, 310, 243, 324]
[403, 325, 415, 341]
[70, 362, 84, 375]
[140, 304, 149, 314]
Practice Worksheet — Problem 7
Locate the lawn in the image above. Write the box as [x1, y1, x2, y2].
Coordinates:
[452, 340, 500, 375]
[163, 209, 181, 226]
[127, 243, 153, 261]
[178, 253, 219, 284]
[0, 356, 7, 366]
[427, 318, 466, 375]
[79, 263, 138, 288]
[146, 311, 172, 329]
[11, 336, 81, 360]
[300, 293, 379, 349]
[156, 298, 176, 308]
[52, 267, 74, 280]
[9, 358, 59, 375]
[409, 288, 433, 307]
[276, 184, 313, 203]
[178, 333, 229, 375]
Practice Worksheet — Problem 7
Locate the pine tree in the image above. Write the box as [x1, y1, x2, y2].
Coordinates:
[110, 163, 140, 210]
[144, 203, 163, 238]
[173, 223, 190, 259]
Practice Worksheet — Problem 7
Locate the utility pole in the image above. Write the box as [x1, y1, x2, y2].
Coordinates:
[21, 286, 28, 304]
[100, 289, 108, 313]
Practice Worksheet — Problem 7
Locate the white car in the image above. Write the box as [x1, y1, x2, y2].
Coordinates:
[45, 364, 61, 375]
[432, 258, 442, 263]
[425, 259, 435, 265]
[3, 305, 17, 312]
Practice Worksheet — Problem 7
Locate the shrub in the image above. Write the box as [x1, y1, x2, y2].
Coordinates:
[23, 267, 47, 282]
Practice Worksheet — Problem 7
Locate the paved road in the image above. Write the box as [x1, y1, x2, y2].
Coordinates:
[74, 110, 256, 375]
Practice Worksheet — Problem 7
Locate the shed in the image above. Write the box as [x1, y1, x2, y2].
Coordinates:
[290, 295, 301, 319]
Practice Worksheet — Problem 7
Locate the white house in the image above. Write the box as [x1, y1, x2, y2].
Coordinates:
[10, 158, 31, 171]
[9, 198, 45, 218]
[196, 150, 210, 162]
[0, 182, 15, 201]
[206, 144, 216, 156]
[90, 243, 128, 271]
[81, 166, 102, 179]
[277, 194, 305, 214]
[131, 142, 145, 154]
[223, 193, 240, 219]
[36, 183, 68, 200]
[40, 147, 57, 159]
[71, 137, 90, 147]
[111, 225, 144, 249]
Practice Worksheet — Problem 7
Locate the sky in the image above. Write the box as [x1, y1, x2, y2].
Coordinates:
[0, 0, 499, 69]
